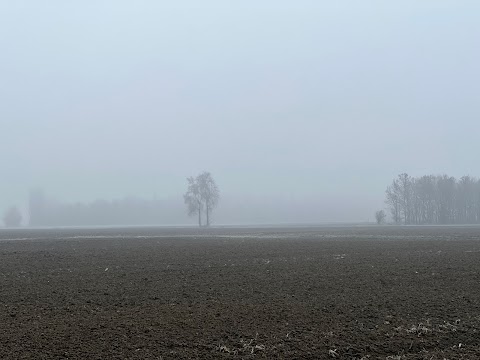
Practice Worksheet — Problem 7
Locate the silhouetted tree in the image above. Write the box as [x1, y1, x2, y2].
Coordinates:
[456, 176, 476, 224]
[415, 175, 436, 224]
[184, 176, 203, 227]
[197, 172, 220, 227]
[397, 173, 412, 225]
[436, 175, 456, 224]
[4, 207, 22, 227]
[375, 210, 386, 225]
[385, 180, 401, 224]
[183, 172, 220, 227]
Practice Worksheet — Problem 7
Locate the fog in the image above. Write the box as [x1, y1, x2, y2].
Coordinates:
[1, 1, 479, 225]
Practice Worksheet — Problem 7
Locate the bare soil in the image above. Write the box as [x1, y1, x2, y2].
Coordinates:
[1, 226, 480, 359]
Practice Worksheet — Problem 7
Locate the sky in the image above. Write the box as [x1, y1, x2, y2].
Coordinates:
[1, 1, 479, 224]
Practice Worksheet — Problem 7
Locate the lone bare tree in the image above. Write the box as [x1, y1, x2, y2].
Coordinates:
[375, 210, 386, 225]
[4, 206, 22, 228]
[184, 172, 220, 227]
[184, 176, 203, 227]
[197, 172, 220, 227]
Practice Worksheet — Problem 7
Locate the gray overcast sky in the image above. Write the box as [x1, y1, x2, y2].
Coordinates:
[1, 1, 479, 223]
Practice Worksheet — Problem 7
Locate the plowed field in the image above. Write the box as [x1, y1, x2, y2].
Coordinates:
[1, 226, 479, 359]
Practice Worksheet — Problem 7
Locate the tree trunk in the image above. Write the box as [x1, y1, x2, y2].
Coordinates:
[206, 204, 210, 227]
[198, 201, 202, 227]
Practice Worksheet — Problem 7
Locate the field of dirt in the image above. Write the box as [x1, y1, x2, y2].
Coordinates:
[0, 225, 480, 359]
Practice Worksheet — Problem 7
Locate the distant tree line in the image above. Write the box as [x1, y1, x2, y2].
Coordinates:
[385, 173, 480, 225]
[28, 189, 189, 227]
[27, 172, 220, 227]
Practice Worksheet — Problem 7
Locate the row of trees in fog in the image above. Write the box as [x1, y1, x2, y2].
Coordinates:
[24, 172, 220, 227]
[28, 191, 187, 227]
[384, 173, 480, 225]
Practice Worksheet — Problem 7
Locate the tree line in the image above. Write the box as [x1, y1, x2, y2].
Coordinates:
[21, 172, 221, 228]
[384, 173, 480, 225]
[28, 192, 188, 227]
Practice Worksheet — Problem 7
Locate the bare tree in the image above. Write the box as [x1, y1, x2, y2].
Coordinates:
[385, 180, 401, 224]
[397, 173, 412, 225]
[184, 176, 203, 227]
[456, 176, 476, 224]
[4, 206, 22, 228]
[375, 210, 386, 225]
[415, 175, 436, 224]
[436, 175, 456, 224]
[197, 172, 220, 227]
[384, 173, 480, 225]
[183, 172, 220, 227]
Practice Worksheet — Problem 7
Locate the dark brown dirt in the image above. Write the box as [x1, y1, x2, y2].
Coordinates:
[1, 226, 480, 359]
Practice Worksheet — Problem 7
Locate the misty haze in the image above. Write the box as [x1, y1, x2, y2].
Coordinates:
[1, 1, 480, 359]
[2, 1, 479, 227]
